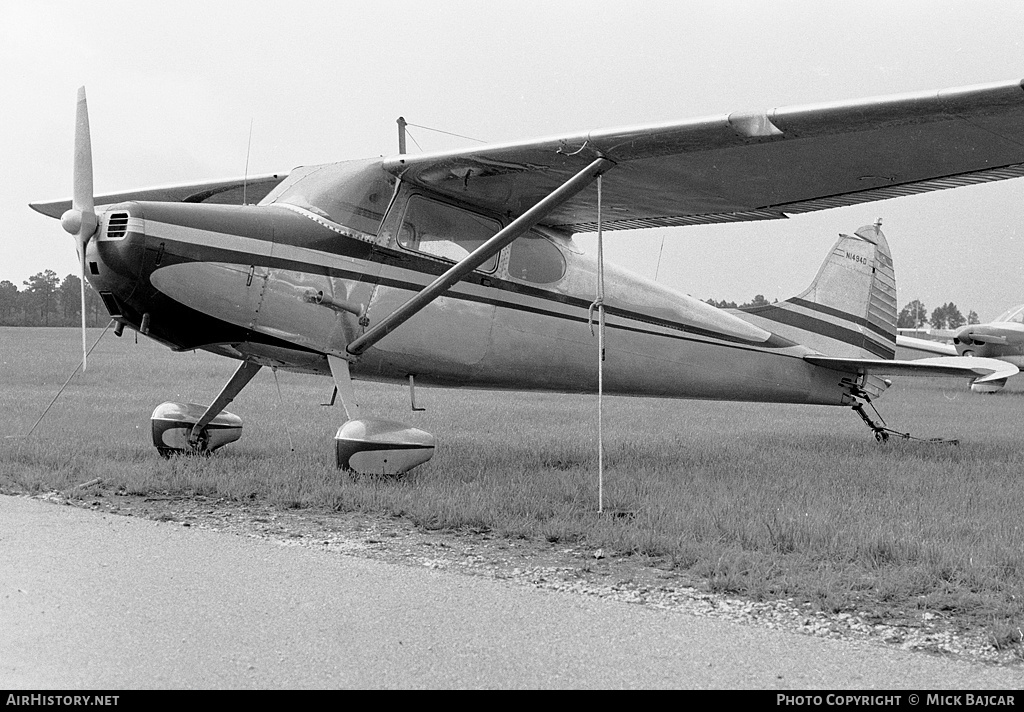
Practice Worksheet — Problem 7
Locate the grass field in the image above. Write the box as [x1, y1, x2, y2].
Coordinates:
[2, 326, 1023, 654]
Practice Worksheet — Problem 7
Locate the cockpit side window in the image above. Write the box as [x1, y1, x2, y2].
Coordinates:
[397, 196, 499, 272]
[507, 232, 567, 284]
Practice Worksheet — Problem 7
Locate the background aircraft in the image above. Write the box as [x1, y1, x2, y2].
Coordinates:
[30, 80, 1024, 472]
[896, 304, 1024, 392]
[954, 303, 1024, 360]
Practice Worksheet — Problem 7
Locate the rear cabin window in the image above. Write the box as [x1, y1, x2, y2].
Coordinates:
[397, 196, 499, 272]
[507, 233, 566, 284]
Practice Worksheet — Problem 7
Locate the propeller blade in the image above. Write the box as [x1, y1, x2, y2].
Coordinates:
[60, 91, 98, 241]
[59, 86, 97, 372]
[72, 87, 94, 214]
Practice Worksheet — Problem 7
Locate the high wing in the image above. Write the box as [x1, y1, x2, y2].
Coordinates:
[29, 80, 1024, 231]
[383, 79, 1024, 233]
[29, 173, 289, 219]
[804, 355, 1018, 386]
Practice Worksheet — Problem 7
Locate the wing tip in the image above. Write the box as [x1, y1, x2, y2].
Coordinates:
[29, 201, 66, 219]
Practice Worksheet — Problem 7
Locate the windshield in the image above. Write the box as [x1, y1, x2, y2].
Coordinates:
[267, 158, 395, 236]
[994, 304, 1024, 323]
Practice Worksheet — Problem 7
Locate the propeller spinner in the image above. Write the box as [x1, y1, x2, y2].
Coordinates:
[59, 87, 97, 371]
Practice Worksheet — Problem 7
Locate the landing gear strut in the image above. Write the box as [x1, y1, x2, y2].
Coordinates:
[852, 401, 890, 443]
[850, 397, 959, 446]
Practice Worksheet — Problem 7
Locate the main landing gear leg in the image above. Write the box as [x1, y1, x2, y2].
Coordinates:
[327, 355, 360, 419]
[188, 361, 263, 450]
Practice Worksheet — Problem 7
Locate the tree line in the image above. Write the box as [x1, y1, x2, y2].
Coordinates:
[0, 271, 107, 327]
[704, 294, 774, 309]
[896, 299, 979, 329]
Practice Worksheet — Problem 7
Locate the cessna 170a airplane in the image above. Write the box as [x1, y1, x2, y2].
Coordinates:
[30, 81, 1024, 473]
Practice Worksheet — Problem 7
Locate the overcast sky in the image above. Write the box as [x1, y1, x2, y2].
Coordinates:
[3, 0, 1024, 320]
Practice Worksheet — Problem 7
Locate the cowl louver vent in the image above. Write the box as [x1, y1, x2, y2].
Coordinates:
[106, 212, 129, 238]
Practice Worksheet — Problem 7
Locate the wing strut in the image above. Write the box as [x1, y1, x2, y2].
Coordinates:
[346, 156, 615, 356]
[327, 355, 361, 419]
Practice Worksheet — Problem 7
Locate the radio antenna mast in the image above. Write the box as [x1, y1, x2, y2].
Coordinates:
[242, 118, 253, 204]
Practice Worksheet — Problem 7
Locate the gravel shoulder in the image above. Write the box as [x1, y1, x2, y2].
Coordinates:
[28, 488, 1024, 669]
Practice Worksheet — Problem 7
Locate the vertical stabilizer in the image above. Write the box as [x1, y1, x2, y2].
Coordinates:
[735, 223, 897, 360]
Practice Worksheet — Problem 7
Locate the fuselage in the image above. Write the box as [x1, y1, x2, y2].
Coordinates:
[81, 158, 858, 407]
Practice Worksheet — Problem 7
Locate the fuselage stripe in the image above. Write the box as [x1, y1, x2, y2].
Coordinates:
[145, 222, 788, 349]
[141, 220, 882, 361]
[779, 297, 894, 341]
[746, 304, 895, 359]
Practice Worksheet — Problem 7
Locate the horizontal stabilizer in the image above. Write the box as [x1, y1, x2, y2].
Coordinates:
[804, 354, 1018, 381]
[970, 364, 1019, 385]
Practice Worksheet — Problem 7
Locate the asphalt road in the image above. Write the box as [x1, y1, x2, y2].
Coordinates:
[1, 495, 1020, 689]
